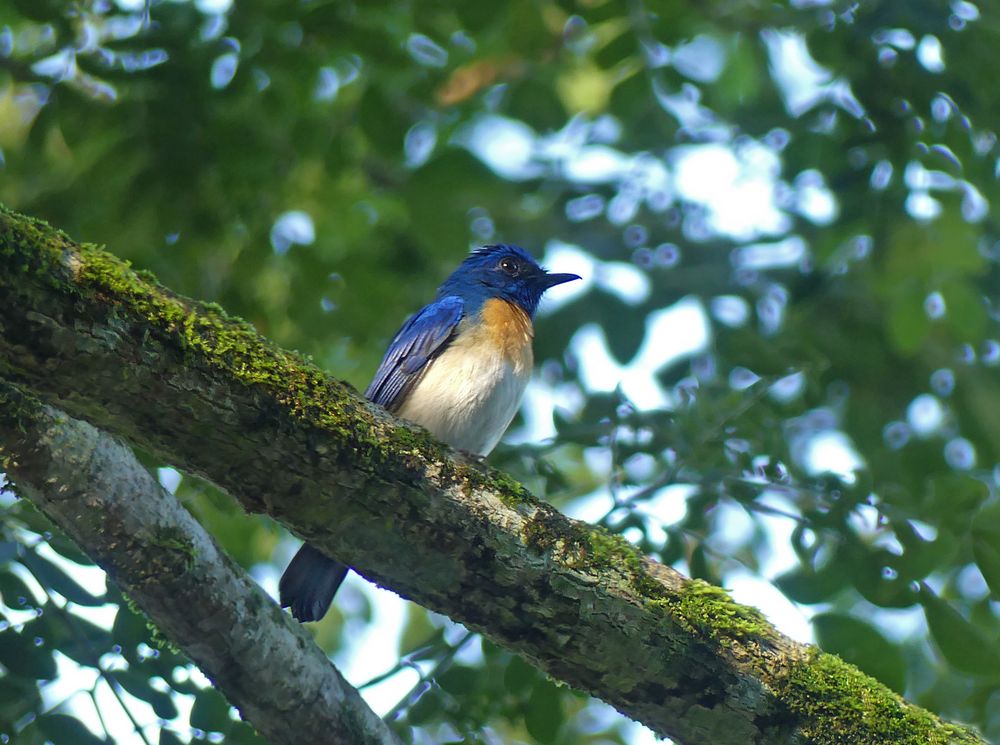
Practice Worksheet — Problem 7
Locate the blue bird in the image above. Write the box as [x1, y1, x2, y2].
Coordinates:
[279, 244, 580, 622]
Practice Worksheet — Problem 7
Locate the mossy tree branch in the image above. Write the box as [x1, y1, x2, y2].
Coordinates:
[0, 204, 985, 744]
[0, 382, 401, 745]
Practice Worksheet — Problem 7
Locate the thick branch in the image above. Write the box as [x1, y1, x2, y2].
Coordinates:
[0, 204, 984, 744]
[0, 382, 400, 745]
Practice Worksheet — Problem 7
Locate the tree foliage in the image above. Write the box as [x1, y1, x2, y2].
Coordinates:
[1, 0, 999, 743]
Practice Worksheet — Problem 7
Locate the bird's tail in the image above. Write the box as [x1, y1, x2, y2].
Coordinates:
[279, 543, 349, 622]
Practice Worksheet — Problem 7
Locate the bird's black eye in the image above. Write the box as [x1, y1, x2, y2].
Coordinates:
[499, 257, 520, 276]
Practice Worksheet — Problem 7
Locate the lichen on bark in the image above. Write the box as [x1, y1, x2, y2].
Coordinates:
[0, 204, 986, 745]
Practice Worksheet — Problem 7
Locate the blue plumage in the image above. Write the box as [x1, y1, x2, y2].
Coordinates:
[279, 244, 579, 622]
[437, 244, 555, 316]
[365, 295, 465, 410]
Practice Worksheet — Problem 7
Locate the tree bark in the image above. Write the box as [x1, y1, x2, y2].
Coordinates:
[0, 382, 400, 745]
[0, 204, 985, 744]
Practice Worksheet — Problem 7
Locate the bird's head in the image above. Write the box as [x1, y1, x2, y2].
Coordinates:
[438, 244, 580, 317]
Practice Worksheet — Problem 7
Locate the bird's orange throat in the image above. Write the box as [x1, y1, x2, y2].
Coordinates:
[481, 298, 534, 368]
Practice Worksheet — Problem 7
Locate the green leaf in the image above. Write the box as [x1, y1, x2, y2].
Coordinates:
[20, 552, 106, 607]
[886, 288, 930, 355]
[507, 79, 568, 132]
[112, 602, 154, 664]
[940, 280, 988, 341]
[45, 534, 92, 566]
[406, 689, 442, 725]
[0, 568, 36, 610]
[973, 537, 1000, 599]
[775, 564, 848, 605]
[919, 584, 1000, 675]
[852, 550, 920, 608]
[456, 1, 502, 32]
[159, 730, 185, 745]
[36, 713, 108, 745]
[523, 679, 563, 745]
[972, 500, 1000, 599]
[715, 35, 763, 106]
[927, 475, 988, 531]
[884, 211, 984, 284]
[114, 669, 178, 720]
[0, 675, 42, 722]
[812, 613, 906, 692]
[358, 87, 408, 156]
[43, 612, 113, 668]
[437, 664, 480, 695]
[0, 628, 57, 680]
[0, 540, 18, 565]
[398, 607, 438, 657]
[189, 688, 233, 734]
[504, 655, 538, 695]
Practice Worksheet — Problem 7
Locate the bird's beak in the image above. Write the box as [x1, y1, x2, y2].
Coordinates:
[540, 271, 581, 289]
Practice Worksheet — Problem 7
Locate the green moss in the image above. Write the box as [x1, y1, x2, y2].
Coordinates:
[780, 649, 982, 744]
[671, 579, 774, 642]
[122, 594, 180, 654]
[522, 503, 777, 646]
[0, 382, 44, 439]
[2, 203, 541, 513]
[0, 206, 69, 280]
[149, 526, 198, 573]
[522, 507, 648, 583]
[484, 469, 534, 507]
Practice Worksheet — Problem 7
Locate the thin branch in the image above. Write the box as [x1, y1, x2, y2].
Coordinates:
[1, 382, 401, 745]
[385, 630, 476, 724]
[32, 580, 154, 745]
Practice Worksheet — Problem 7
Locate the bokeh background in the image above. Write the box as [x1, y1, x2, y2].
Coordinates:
[2, 0, 1000, 743]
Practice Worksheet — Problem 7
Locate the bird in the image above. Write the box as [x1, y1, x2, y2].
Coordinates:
[278, 244, 580, 622]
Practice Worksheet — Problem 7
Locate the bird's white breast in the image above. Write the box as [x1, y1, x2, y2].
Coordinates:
[395, 307, 532, 457]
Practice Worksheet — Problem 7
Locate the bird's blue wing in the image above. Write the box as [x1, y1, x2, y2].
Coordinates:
[365, 295, 465, 411]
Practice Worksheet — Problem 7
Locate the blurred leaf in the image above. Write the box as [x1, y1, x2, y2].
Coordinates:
[112, 601, 154, 664]
[0, 628, 57, 680]
[358, 86, 408, 156]
[44, 612, 113, 667]
[36, 713, 108, 745]
[20, 551, 106, 606]
[715, 35, 763, 106]
[159, 730, 185, 745]
[775, 564, 848, 605]
[190, 688, 233, 734]
[504, 655, 538, 695]
[812, 613, 906, 692]
[438, 664, 480, 696]
[115, 668, 179, 720]
[398, 606, 438, 656]
[406, 688, 443, 725]
[939, 280, 987, 341]
[0, 675, 42, 722]
[524, 678, 563, 744]
[0, 568, 36, 610]
[886, 287, 930, 355]
[973, 536, 1000, 600]
[0, 541, 17, 565]
[45, 534, 92, 566]
[927, 475, 988, 531]
[884, 210, 984, 284]
[852, 549, 920, 609]
[920, 584, 1000, 676]
[507, 79, 567, 131]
